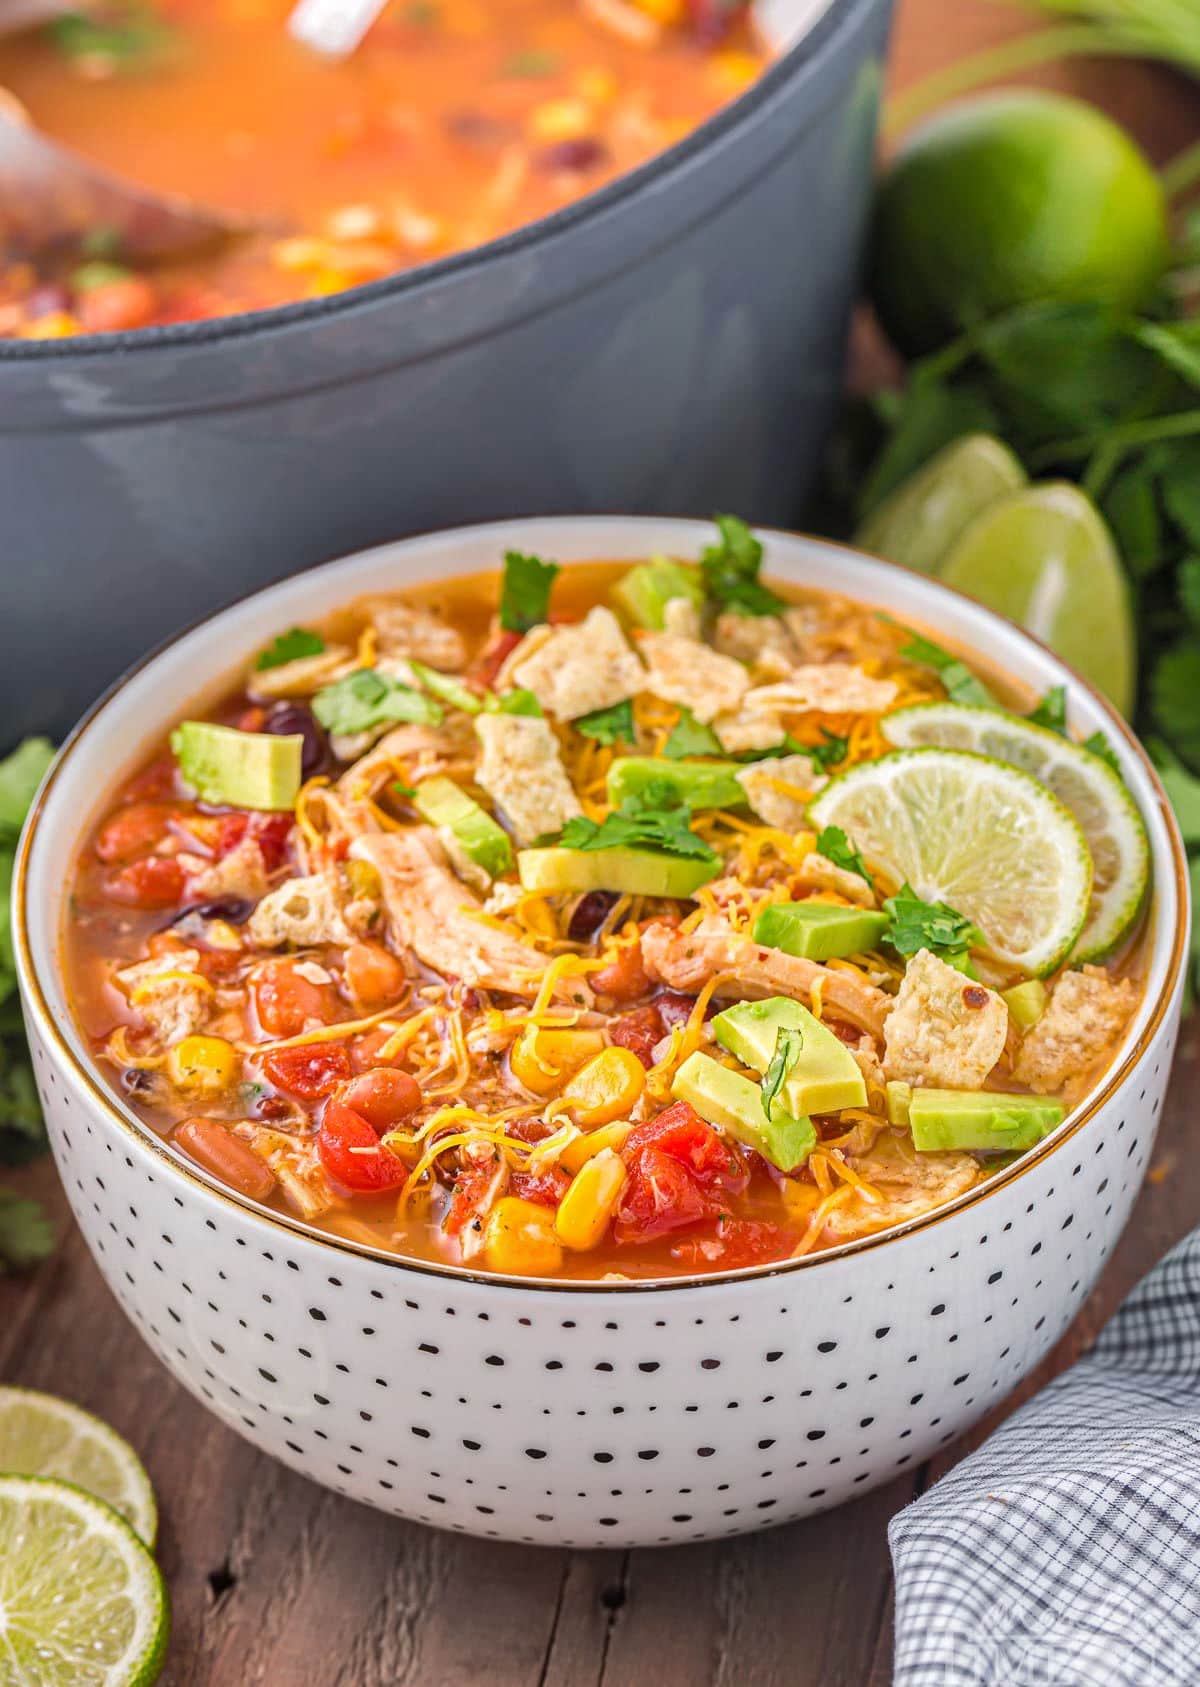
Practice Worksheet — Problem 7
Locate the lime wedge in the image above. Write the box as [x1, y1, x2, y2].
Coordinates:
[857, 434, 1027, 575]
[807, 747, 1092, 975]
[0, 1387, 156, 1547]
[881, 702, 1148, 962]
[937, 482, 1136, 717]
[0, 1475, 169, 1687]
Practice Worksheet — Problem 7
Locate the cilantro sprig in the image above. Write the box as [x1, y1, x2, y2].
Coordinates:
[499, 551, 559, 633]
[556, 786, 718, 863]
[898, 630, 996, 708]
[883, 883, 983, 971]
[312, 669, 443, 736]
[663, 709, 722, 759]
[254, 627, 326, 672]
[1027, 685, 1068, 735]
[575, 699, 635, 747]
[700, 515, 783, 618]
[761, 1027, 803, 1123]
[815, 824, 874, 887]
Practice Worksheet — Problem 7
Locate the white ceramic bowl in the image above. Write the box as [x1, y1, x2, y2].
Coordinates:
[15, 518, 1188, 1548]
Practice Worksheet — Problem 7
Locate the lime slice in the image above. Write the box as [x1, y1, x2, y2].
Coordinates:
[881, 702, 1148, 962]
[0, 1388, 156, 1547]
[937, 482, 1136, 717]
[807, 747, 1092, 975]
[857, 434, 1027, 575]
[0, 1475, 169, 1687]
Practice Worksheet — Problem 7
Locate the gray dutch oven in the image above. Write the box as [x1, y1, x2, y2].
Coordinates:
[0, 0, 894, 742]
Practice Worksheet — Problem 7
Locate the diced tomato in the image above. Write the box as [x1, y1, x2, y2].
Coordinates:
[317, 1100, 407, 1194]
[506, 1116, 553, 1145]
[655, 990, 700, 1032]
[591, 940, 652, 1003]
[670, 1217, 789, 1270]
[338, 1068, 421, 1131]
[510, 1166, 569, 1208]
[120, 755, 178, 803]
[103, 855, 186, 910]
[236, 705, 267, 732]
[470, 628, 522, 689]
[613, 1146, 716, 1244]
[214, 810, 293, 872]
[443, 1161, 500, 1236]
[253, 959, 338, 1038]
[608, 1004, 665, 1068]
[94, 802, 176, 864]
[260, 1042, 352, 1099]
[623, 1101, 745, 1191]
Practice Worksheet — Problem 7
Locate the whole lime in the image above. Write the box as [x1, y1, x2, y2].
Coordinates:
[870, 91, 1170, 355]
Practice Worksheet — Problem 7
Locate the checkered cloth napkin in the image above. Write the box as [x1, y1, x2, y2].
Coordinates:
[889, 1227, 1200, 1685]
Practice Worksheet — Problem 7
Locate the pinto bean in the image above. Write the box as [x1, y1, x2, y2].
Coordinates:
[173, 1118, 276, 1202]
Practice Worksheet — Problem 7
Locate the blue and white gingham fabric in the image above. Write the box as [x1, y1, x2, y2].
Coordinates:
[890, 1228, 1200, 1686]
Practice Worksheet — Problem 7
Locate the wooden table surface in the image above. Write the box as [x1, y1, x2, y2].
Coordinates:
[4, 7, 1198, 1685]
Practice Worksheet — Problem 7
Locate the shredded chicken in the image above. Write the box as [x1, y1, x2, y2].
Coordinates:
[883, 949, 1007, 1090]
[1013, 965, 1137, 1097]
[182, 837, 269, 904]
[115, 950, 210, 1047]
[350, 828, 585, 1000]
[824, 1130, 980, 1240]
[237, 1124, 338, 1220]
[640, 915, 889, 1038]
[335, 716, 478, 801]
[360, 597, 467, 670]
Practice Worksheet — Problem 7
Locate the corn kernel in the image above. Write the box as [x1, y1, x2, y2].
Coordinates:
[345, 858, 383, 901]
[710, 49, 761, 93]
[559, 1120, 632, 1175]
[560, 1046, 645, 1127]
[575, 66, 618, 104]
[555, 1149, 628, 1251]
[511, 1027, 606, 1096]
[166, 1035, 239, 1095]
[17, 311, 82, 340]
[529, 97, 593, 143]
[631, 0, 684, 22]
[271, 237, 329, 273]
[483, 1196, 564, 1275]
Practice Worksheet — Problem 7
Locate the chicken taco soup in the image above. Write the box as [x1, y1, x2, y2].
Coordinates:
[65, 523, 1151, 1279]
[0, 0, 772, 338]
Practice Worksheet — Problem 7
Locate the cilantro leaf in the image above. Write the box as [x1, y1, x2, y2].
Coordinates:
[556, 791, 718, 863]
[0, 1187, 54, 1273]
[254, 627, 326, 671]
[815, 825, 873, 887]
[52, 3, 174, 72]
[575, 699, 635, 747]
[499, 551, 559, 633]
[312, 669, 443, 736]
[898, 630, 996, 707]
[1027, 685, 1068, 736]
[663, 709, 722, 759]
[487, 688, 543, 718]
[808, 731, 850, 772]
[699, 515, 782, 617]
[0, 738, 54, 842]
[883, 883, 983, 965]
[761, 1027, 803, 1122]
[1084, 730, 1122, 776]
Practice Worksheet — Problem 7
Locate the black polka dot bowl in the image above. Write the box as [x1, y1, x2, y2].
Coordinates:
[15, 518, 1188, 1548]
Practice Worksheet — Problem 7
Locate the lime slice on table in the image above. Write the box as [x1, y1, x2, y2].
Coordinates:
[937, 482, 1136, 717]
[807, 748, 1092, 976]
[0, 1475, 169, 1687]
[881, 702, 1148, 963]
[0, 1387, 156, 1547]
[857, 434, 1027, 575]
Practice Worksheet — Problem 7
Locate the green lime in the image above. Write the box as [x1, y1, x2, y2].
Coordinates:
[807, 747, 1092, 975]
[937, 481, 1135, 716]
[857, 434, 1027, 574]
[0, 1387, 157, 1546]
[882, 702, 1149, 961]
[0, 1475, 169, 1687]
[870, 91, 1170, 355]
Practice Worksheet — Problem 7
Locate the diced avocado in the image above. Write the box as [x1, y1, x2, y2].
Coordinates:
[517, 845, 717, 900]
[885, 1080, 912, 1127]
[170, 721, 301, 811]
[712, 996, 867, 1116]
[753, 900, 889, 963]
[414, 776, 513, 879]
[607, 756, 746, 814]
[907, 1088, 1066, 1154]
[611, 556, 704, 629]
[1003, 978, 1047, 1029]
[672, 1050, 816, 1172]
[410, 662, 482, 715]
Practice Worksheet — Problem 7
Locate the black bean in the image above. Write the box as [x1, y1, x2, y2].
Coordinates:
[567, 891, 617, 942]
[263, 701, 329, 779]
[538, 137, 608, 173]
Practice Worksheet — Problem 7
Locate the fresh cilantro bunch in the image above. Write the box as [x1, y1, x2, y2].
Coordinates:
[557, 783, 718, 862]
[815, 824, 874, 886]
[312, 669, 443, 735]
[499, 551, 559, 633]
[254, 627, 325, 671]
[699, 515, 783, 618]
[884, 883, 984, 972]
[0, 739, 57, 1273]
